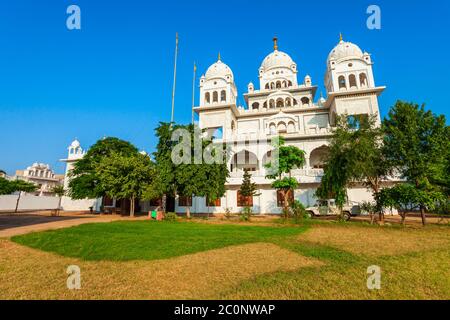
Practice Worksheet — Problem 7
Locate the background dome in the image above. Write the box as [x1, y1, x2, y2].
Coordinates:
[328, 40, 363, 62]
[205, 60, 234, 80]
[70, 139, 80, 148]
[260, 50, 295, 71]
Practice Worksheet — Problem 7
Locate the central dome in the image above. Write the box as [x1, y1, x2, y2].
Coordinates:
[260, 50, 295, 71]
[205, 60, 234, 80]
[328, 40, 363, 62]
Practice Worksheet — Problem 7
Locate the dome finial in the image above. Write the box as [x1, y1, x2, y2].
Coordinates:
[339, 32, 343, 42]
[273, 37, 278, 51]
[218, 52, 221, 61]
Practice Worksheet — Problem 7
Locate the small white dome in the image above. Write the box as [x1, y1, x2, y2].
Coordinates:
[260, 50, 295, 71]
[70, 139, 80, 148]
[328, 40, 363, 62]
[205, 60, 234, 80]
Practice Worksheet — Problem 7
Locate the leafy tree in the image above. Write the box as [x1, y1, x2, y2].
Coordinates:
[238, 169, 261, 221]
[68, 137, 138, 199]
[51, 185, 66, 216]
[150, 123, 177, 212]
[51, 185, 66, 197]
[378, 183, 445, 225]
[360, 201, 377, 224]
[97, 152, 155, 217]
[317, 114, 392, 222]
[382, 101, 449, 225]
[0, 177, 14, 195]
[265, 137, 305, 219]
[10, 180, 38, 213]
[148, 122, 229, 217]
[316, 116, 356, 216]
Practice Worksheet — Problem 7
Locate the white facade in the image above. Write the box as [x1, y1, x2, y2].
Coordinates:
[179, 36, 387, 214]
[14, 163, 64, 196]
[60, 139, 101, 212]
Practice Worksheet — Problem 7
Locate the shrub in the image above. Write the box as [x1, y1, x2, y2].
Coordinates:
[224, 207, 232, 220]
[240, 207, 252, 222]
[164, 212, 178, 222]
[290, 200, 308, 223]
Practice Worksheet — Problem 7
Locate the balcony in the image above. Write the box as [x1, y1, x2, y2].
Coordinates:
[227, 168, 324, 185]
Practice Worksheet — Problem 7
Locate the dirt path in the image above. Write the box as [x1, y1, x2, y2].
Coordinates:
[0, 213, 148, 238]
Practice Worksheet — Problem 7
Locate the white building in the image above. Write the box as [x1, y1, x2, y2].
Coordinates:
[15, 163, 64, 196]
[60, 139, 101, 212]
[176, 36, 388, 215]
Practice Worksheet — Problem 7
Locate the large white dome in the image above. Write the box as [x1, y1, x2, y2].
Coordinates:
[260, 50, 295, 71]
[328, 40, 363, 62]
[205, 60, 234, 80]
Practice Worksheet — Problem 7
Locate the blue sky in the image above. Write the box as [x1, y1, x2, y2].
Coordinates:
[0, 0, 449, 175]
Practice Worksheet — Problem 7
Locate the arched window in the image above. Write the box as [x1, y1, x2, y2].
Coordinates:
[231, 120, 236, 132]
[359, 73, 368, 87]
[205, 92, 210, 104]
[277, 122, 287, 133]
[276, 98, 284, 108]
[263, 101, 267, 109]
[285, 98, 291, 107]
[283, 81, 287, 88]
[310, 146, 330, 169]
[220, 90, 226, 102]
[338, 76, 346, 90]
[270, 82, 275, 89]
[276, 81, 281, 89]
[287, 121, 295, 133]
[213, 91, 218, 102]
[265, 83, 269, 90]
[293, 99, 298, 106]
[269, 123, 276, 134]
[288, 80, 292, 87]
[349, 74, 357, 88]
[269, 99, 275, 108]
[301, 97, 310, 106]
[252, 102, 259, 110]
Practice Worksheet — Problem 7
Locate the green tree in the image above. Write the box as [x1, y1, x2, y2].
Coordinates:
[316, 116, 355, 216]
[265, 137, 305, 219]
[378, 183, 445, 225]
[148, 123, 229, 217]
[97, 152, 155, 217]
[68, 137, 138, 200]
[0, 177, 14, 195]
[382, 101, 449, 225]
[317, 114, 392, 222]
[10, 180, 38, 213]
[239, 169, 261, 221]
[51, 185, 66, 216]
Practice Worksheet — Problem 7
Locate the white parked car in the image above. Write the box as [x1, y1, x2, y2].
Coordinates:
[306, 199, 361, 221]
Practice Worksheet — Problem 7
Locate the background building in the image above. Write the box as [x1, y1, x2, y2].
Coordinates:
[60, 139, 101, 212]
[14, 163, 64, 196]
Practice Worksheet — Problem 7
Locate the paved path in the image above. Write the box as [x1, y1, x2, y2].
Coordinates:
[0, 213, 148, 238]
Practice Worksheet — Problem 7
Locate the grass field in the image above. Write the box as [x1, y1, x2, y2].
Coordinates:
[11, 221, 307, 261]
[1, 219, 449, 299]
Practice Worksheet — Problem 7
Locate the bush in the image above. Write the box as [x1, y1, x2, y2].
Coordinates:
[239, 207, 252, 222]
[290, 200, 308, 223]
[164, 212, 178, 222]
[224, 207, 232, 220]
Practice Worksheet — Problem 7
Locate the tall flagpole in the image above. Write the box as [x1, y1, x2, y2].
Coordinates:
[170, 32, 179, 125]
[192, 61, 196, 125]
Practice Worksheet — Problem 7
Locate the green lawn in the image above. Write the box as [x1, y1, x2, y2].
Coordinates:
[11, 220, 308, 261]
